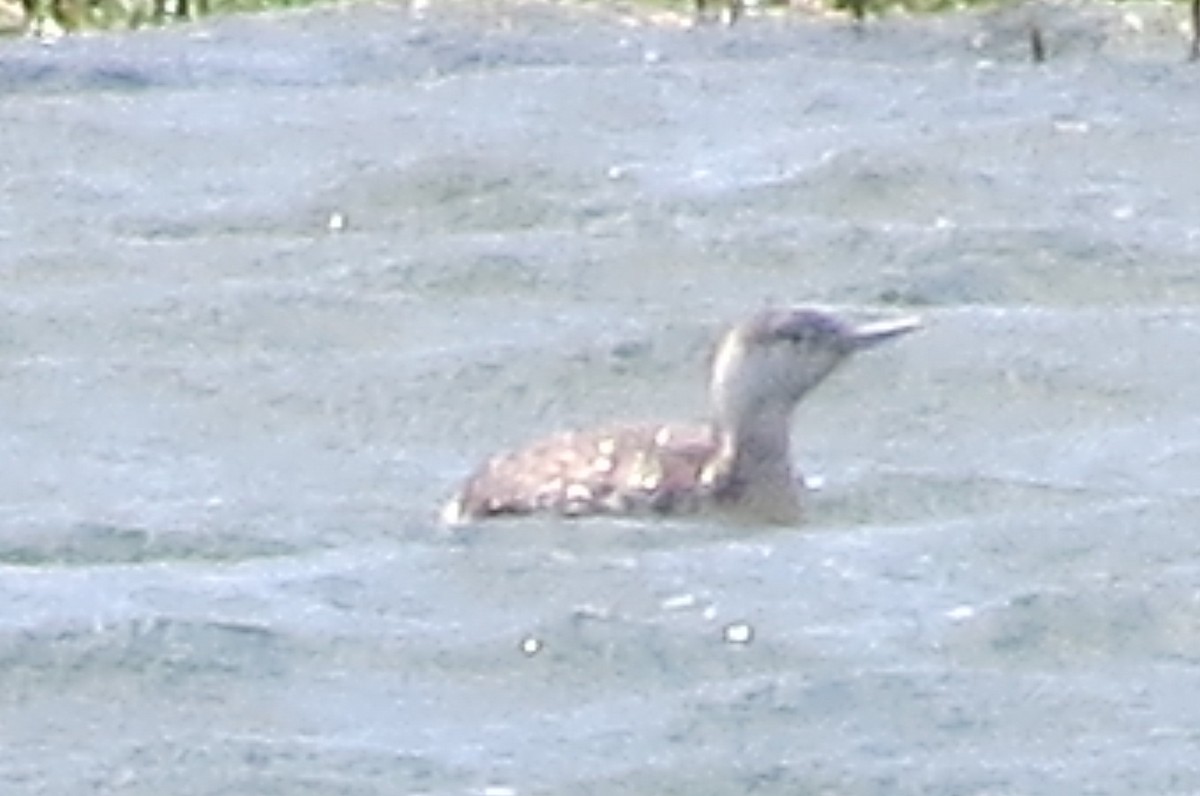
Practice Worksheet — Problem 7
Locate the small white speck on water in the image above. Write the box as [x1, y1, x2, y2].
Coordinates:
[946, 605, 976, 622]
[547, 549, 578, 565]
[702, 605, 718, 621]
[519, 636, 543, 656]
[1053, 119, 1090, 134]
[482, 786, 517, 796]
[660, 593, 697, 611]
[804, 474, 826, 491]
[723, 622, 754, 645]
[327, 212, 347, 231]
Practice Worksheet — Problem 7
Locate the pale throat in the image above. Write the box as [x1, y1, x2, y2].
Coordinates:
[715, 398, 798, 485]
[707, 341, 805, 494]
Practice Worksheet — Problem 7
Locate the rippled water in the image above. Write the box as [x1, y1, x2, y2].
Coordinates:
[3, 1, 1200, 793]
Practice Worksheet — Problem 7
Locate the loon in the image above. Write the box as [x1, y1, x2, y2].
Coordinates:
[441, 307, 920, 526]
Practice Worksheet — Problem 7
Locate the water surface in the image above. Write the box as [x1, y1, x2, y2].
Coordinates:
[3, 1, 1200, 793]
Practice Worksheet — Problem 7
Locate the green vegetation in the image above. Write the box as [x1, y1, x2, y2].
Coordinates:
[11, 0, 321, 34]
[644, 0, 1007, 15]
[7, 0, 1198, 37]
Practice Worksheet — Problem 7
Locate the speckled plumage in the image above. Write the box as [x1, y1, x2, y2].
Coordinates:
[441, 307, 919, 526]
[445, 422, 725, 520]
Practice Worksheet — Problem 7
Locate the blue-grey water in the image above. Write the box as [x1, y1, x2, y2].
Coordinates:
[3, 1, 1200, 793]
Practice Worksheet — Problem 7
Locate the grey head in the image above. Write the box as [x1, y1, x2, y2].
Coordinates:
[696, 307, 919, 523]
[709, 307, 921, 437]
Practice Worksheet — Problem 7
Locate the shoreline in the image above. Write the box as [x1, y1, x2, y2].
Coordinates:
[5, 0, 1194, 39]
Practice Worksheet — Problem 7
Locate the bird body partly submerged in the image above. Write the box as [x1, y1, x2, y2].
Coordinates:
[441, 307, 919, 526]
[443, 421, 724, 520]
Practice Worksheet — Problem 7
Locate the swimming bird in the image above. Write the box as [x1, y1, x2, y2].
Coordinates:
[441, 307, 919, 526]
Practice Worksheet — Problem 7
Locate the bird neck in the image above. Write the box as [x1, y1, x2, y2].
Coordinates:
[707, 402, 802, 523]
[717, 402, 796, 485]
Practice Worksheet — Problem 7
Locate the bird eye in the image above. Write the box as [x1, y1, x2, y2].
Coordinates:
[755, 309, 843, 346]
[787, 319, 826, 343]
